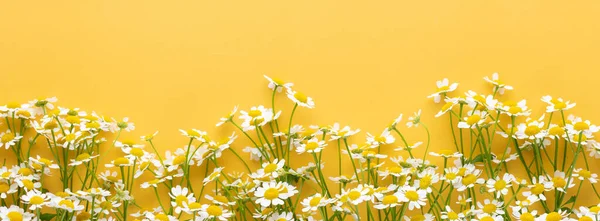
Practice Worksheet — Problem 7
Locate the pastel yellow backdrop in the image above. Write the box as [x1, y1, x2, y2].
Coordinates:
[2, 0, 600, 211]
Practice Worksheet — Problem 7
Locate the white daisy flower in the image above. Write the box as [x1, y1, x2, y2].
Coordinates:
[0, 130, 23, 150]
[541, 95, 576, 112]
[0, 205, 35, 221]
[484, 72, 513, 94]
[397, 185, 427, 210]
[296, 138, 326, 154]
[264, 75, 293, 92]
[286, 88, 315, 109]
[301, 193, 335, 213]
[406, 109, 422, 128]
[21, 190, 49, 210]
[168, 185, 195, 214]
[254, 181, 296, 207]
[428, 78, 458, 103]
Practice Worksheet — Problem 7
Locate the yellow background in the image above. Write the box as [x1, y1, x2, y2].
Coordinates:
[2, 0, 600, 210]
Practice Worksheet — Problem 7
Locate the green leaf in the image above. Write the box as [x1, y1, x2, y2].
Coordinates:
[40, 213, 56, 221]
[470, 153, 493, 164]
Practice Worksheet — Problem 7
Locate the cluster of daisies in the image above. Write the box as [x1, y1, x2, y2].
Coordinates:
[1, 74, 599, 221]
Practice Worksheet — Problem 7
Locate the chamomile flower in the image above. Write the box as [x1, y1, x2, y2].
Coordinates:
[0, 205, 35, 221]
[373, 192, 402, 209]
[429, 149, 462, 158]
[198, 204, 233, 221]
[476, 199, 504, 215]
[406, 109, 422, 128]
[551, 171, 575, 192]
[574, 168, 598, 183]
[329, 123, 360, 140]
[440, 206, 464, 221]
[239, 106, 280, 131]
[287, 88, 315, 109]
[179, 129, 207, 141]
[264, 75, 293, 92]
[21, 190, 49, 210]
[169, 185, 195, 214]
[502, 100, 531, 117]
[69, 153, 99, 166]
[50, 197, 85, 212]
[216, 106, 238, 127]
[397, 185, 427, 210]
[296, 138, 326, 154]
[254, 181, 295, 207]
[486, 173, 514, 198]
[203, 167, 223, 185]
[301, 193, 335, 212]
[541, 96, 576, 112]
[484, 72, 513, 94]
[268, 212, 294, 221]
[522, 176, 552, 201]
[0, 130, 23, 150]
[141, 178, 166, 189]
[428, 78, 458, 103]
[339, 185, 371, 205]
[457, 110, 487, 129]
[141, 131, 159, 141]
[366, 129, 395, 147]
[0, 181, 18, 199]
[536, 210, 569, 221]
[435, 97, 460, 117]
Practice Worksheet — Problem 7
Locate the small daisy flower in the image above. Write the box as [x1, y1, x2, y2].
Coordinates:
[574, 168, 598, 183]
[387, 114, 403, 131]
[428, 78, 458, 103]
[484, 72, 513, 94]
[21, 190, 49, 210]
[551, 170, 575, 192]
[476, 198, 504, 215]
[440, 205, 464, 221]
[366, 129, 395, 147]
[254, 181, 295, 207]
[0, 205, 35, 221]
[502, 100, 531, 117]
[457, 110, 487, 129]
[406, 110, 422, 128]
[268, 212, 294, 221]
[397, 185, 427, 210]
[0, 130, 23, 150]
[0, 181, 18, 199]
[373, 192, 402, 209]
[286, 88, 315, 109]
[329, 123, 360, 140]
[301, 193, 335, 212]
[169, 185, 195, 214]
[541, 95, 576, 112]
[486, 173, 514, 198]
[264, 75, 293, 92]
[216, 106, 238, 127]
[203, 167, 223, 185]
[296, 138, 326, 154]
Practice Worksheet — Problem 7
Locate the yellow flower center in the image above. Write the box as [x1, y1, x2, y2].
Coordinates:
[531, 183, 545, 195]
[549, 126, 565, 136]
[441, 102, 454, 112]
[264, 188, 280, 200]
[6, 211, 23, 221]
[29, 195, 45, 205]
[382, 195, 398, 205]
[546, 212, 561, 221]
[16, 110, 31, 118]
[437, 85, 450, 92]
[525, 125, 541, 136]
[21, 179, 34, 190]
[447, 211, 459, 219]
[130, 148, 144, 157]
[552, 177, 566, 188]
[445, 173, 457, 180]
[494, 180, 507, 190]
[405, 191, 419, 201]
[578, 169, 592, 179]
[18, 168, 33, 176]
[389, 166, 402, 174]
[100, 201, 113, 210]
[309, 196, 322, 207]
[574, 122, 589, 131]
[293, 92, 308, 103]
[419, 176, 432, 189]
[438, 149, 454, 156]
[206, 205, 223, 216]
[175, 195, 189, 207]
[409, 215, 425, 221]
[1, 133, 15, 143]
[6, 102, 20, 109]
[466, 115, 481, 125]
[172, 156, 186, 165]
[155, 214, 169, 221]
[480, 216, 494, 221]
[59, 199, 75, 209]
[508, 106, 523, 115]
[113, 157, 130, 166]
[462, 174, 477, 185]
[590, 206, 600, 213]
[579, 216, 593, 221]
[482, 203, 497, 214]
[264, 164, 278, 173]
[65, 116, 80, 124]
[554, 102, 567, 109]
[188, 202, 201, 210]
[520, 212, 534, 221]
[347, 190, 361, 201]
[248, 110, 262, 118]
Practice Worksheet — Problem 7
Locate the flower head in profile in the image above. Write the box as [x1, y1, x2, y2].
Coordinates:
[286, 88, 315, 109]
[406, 110, 422, 128]
[484, 72, 513, 94]
[216, 106, 238, 127]
[264, 75, 293, 92]
[541, 96, 576, 113]
[428, 78, 458, 103]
